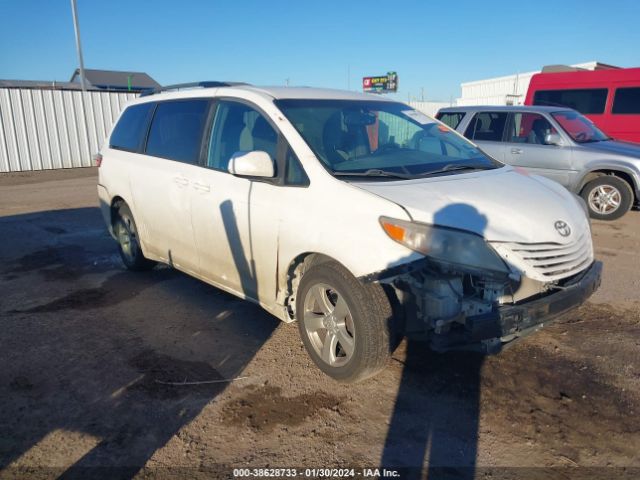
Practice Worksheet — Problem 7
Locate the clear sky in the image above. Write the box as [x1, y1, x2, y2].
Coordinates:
[1, 0, 639, 102]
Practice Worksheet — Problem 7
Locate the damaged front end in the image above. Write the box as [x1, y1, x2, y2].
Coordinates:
[369, 217, 603, 353]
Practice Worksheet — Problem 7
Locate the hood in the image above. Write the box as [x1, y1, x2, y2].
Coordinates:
[581, 139, 640, 160]
[353, 166, 589, 244]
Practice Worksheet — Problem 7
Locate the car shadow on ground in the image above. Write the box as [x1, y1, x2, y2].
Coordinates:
[380, 203, 490, 478]
[0, 207, 279, 479]
[381, 346, 484, 479]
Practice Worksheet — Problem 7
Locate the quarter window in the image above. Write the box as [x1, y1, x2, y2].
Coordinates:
[612, 87, 640, 114]
[109, 103, 155, 152]
[507, 113, 558, 144]
[533, 89, 608, 114]
[207, 101, 278, 171]
[284, 147, 309, 186]
[145, 99, 210, 163]
[436, 112, 465, 129]
[464, 112, 508, 142]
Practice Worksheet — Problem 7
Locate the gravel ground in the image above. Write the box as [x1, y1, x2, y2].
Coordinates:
[0, 168, 638, 480]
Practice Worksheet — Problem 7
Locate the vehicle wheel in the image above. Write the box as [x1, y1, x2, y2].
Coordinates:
[296, 261, 394, 383]
[580, 176, 634, 220]
[114, 204, 156, 271]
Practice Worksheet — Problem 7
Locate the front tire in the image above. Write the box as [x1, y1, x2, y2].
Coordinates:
[296, 261, 394, 383]
[580, 176, 633, 221]
[114, 204, 156, 271]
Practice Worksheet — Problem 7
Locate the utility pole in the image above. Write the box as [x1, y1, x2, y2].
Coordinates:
[70, 0, 92, 164]
[70, 0, 87, 92]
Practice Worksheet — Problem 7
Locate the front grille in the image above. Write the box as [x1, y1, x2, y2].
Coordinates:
[492, 230, 594, 282]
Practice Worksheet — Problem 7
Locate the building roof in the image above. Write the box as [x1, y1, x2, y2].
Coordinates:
[70, 69, 160, 90]
[461, 61, 622, 87]
[0, 79, 86, 90]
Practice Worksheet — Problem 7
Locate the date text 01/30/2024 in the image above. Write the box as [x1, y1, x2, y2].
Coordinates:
[232, 468, 400, 478]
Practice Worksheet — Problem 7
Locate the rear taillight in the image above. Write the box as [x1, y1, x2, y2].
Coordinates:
[94, 153, 103, 167]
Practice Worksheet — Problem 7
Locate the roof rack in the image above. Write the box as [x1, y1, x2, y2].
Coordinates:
[139, 81, 249, 97]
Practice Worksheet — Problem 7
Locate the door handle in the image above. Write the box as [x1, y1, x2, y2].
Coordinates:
[511, 148, 523, 154]
[173, 176, 189, 186]
[192, 182, 210, 192]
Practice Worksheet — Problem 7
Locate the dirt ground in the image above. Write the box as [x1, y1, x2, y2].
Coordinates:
[0, 168, 639, 479]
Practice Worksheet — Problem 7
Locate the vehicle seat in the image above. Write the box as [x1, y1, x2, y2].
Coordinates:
[528, 119, 549, 144]
[322, 111, 370, 166]
[473, 117, 485, 138]
[252, 116, 277, 158]
[239, 111, 258, 150]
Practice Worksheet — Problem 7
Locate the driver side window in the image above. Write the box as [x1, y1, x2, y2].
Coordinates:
[207, 101, 278, 171]
[507, 113, 558, 145]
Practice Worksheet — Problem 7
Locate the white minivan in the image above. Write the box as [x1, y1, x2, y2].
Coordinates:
[97, 82, 602, 382]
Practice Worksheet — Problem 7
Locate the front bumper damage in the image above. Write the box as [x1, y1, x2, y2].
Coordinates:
[362, 259, 603, 354]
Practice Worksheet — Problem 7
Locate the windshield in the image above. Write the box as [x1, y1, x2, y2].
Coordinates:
[276, 99, 500, 179]
[552, 111, 610, 143]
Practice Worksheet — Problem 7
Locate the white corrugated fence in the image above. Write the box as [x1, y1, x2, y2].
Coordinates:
[0, 87, 137, 172]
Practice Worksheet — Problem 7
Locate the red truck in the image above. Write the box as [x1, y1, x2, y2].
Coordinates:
[525, 67, 640, 143]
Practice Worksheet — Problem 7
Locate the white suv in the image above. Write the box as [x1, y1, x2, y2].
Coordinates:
[97, 82, 602, 382]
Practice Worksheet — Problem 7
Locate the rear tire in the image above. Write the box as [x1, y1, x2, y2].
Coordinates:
[580, 176, 633, 221]
[296, 261, 394, 383]
[114, 204, 156, 271]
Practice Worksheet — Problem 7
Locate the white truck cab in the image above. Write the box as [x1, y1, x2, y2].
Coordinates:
[97, 82, 602, 382]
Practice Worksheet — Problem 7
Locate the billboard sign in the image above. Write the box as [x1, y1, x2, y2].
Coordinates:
[363, 72, 398, 93]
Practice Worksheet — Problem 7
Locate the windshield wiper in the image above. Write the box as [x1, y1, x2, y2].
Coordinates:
[417, 164, 487, 177]
[332, 169, 413, 179]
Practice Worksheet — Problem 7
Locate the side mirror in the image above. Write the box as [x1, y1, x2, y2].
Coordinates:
[227, 151, 275, 178]
[544, 133, 563, 146]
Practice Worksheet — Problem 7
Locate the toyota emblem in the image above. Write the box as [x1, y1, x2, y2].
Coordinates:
[554, 220, 571, 237]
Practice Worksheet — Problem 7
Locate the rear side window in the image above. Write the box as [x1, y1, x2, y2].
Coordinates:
[612, 87, 640, 114]
[109, 103, 155, 152]
[533, 89, 608, 114]
[436, 112, 465, 129]
[464, 112, 508, 142]
[146, 99, 210, 163]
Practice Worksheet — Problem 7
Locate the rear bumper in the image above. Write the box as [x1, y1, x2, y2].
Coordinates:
[431, 260, 602, 352]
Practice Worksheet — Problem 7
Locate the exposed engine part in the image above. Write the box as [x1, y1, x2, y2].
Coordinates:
[419, 276, 464, 333]
[394, 263, 554, 336]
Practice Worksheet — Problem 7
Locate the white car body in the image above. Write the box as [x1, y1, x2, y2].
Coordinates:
[97, 84, 601, 380]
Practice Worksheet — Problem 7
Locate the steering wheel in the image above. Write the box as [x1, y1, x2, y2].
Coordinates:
[575, 131, 588, 141]
[375, 142, 401, 154]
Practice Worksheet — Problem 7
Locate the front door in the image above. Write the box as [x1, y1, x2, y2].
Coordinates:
[503, 112, 574, 187]
[190, 99, 281, 303]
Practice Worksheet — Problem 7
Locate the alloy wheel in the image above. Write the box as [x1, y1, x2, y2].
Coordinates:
[302, 283, 355, 367]
[588, 184, 622, 215]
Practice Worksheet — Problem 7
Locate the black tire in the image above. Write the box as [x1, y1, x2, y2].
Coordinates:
[113, 204, 156, 271]
[580, 176, 634, 221]
[296, 261, 394, 383]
